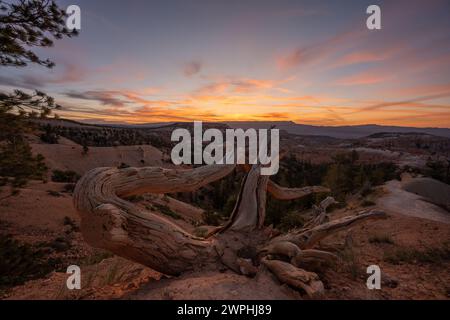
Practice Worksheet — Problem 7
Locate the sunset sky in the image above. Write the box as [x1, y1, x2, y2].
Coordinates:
[2, 0, 450, 127]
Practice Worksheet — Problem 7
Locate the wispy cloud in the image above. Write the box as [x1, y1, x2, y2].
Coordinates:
[64, 90, 130, 107]
[333, 51, 384, 67]
[358, 92, 450, 112]
[0, 62, 87, 90]
[276, 30, 364, 70]
[194, 77, 292, 96]
[385, 83, 450, 97]
[63, 87, 164, 107]
[335, 71, 391, 86]
[0, 74, 43, 89]
[183, 60, 202, 77]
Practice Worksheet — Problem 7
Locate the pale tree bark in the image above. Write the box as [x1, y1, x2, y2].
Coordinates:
[73, 162, 387, 296]
[73, 164, 235, 275]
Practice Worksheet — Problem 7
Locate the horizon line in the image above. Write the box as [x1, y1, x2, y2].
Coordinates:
[43, 117, 450, 130]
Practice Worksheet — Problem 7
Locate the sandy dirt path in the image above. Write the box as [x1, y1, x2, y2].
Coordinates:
[377, 180, 450, 224]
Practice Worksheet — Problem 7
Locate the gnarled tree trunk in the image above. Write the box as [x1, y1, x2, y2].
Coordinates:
[73, 162, 387, 296]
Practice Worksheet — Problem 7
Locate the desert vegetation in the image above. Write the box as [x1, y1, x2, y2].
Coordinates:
[172, 151, 398, 232]
[37, 123, 172, 150]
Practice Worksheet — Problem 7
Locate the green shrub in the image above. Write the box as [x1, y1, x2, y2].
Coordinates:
[0, 139, 47, 187]
[340, 245, 362, 280]
[369, 234, 394, 244]
[79, 250, 113, 266]
[424, 160, 450, 184]
[193, 227, 209, 238]
[104, 261, 121, 285]
[278, 212, 305, 232]
[384, 245, 450, 265]
[153, 203, 182, 220]
[40, 125, 59, 144]
[63, 216, 79, 232]
[51, 170, 80, 183]
[0, 235, 54, 288]
[82, 145, 89, 155]
[361, 199, 376, 207]
[202, 210, 221, 226]
[125, 195, 145, 202]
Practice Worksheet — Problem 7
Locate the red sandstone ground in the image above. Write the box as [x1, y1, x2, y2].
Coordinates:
[1, 137, 449, 300]
[1, 178, 448, 300]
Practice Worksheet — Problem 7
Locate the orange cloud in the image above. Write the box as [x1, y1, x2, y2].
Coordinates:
[193, 77, 291, 96]
[59, 100, 450, 128]
[331, 43, 405, 69]
[276, 30, 365, 70]
[335, 52, 383, 66]
[59, 81, 450, 128]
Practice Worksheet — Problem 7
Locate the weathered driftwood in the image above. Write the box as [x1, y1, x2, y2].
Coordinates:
[262, 258, 324, 297]
[271, 210, 387, 249]
[267, 181, 329, 200]
[303, 196, 338, 229]
[73, 162, 387, 296]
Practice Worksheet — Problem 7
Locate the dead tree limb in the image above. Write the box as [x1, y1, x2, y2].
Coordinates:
[74, 162, 387, 295]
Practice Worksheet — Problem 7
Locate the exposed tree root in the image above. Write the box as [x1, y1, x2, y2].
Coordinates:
[262, 258, 324, 297]
[291, 249, 339, 272]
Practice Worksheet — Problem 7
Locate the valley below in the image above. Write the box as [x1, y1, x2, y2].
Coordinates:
[1, 120, 449, 300]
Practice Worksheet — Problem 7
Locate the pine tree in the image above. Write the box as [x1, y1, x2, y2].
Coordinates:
[0, 0, 77, 186]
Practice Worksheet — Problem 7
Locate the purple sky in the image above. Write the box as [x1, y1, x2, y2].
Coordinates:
[2, 0, 450, 127]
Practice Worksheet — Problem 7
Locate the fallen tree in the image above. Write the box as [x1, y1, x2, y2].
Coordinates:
[73, 162, 387, 297]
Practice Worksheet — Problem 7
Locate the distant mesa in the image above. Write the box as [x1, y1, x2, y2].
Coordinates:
[225, 121, 450, 139]
[34, 118, 450, 139]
